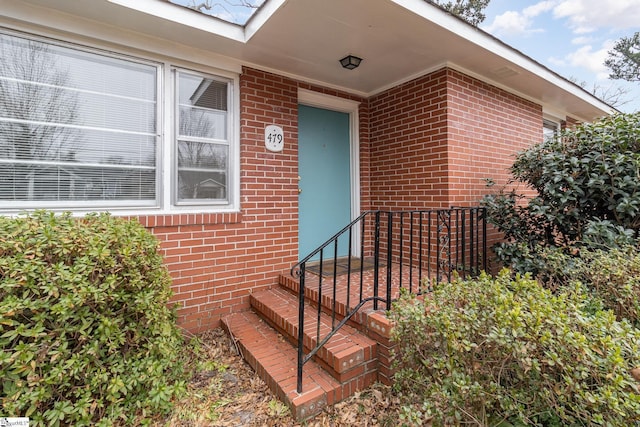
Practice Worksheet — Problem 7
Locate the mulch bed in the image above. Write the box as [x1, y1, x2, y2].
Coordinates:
[162, 328, 402, 426]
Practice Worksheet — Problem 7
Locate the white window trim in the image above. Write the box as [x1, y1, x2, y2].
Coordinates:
[0, 27, 241, 216]
[543, 118, 560, 131]
[171, 68, 235, 207]
[543, 117, 561, 142]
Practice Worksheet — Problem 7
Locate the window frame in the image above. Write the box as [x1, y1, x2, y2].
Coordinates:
[172, 68, 234, 207]
[0, 28, 240, 215]
[543, 118, 560, 142]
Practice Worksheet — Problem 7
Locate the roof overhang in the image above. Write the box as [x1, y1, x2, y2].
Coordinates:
[5, 0, 615, 121]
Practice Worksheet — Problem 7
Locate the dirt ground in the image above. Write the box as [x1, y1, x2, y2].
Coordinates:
[163, 328, 404, 427]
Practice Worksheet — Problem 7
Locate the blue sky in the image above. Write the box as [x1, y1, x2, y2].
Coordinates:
[481, 0, 640, 113]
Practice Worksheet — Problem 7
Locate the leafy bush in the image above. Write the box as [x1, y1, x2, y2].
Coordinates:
[482, 112, 640, 270]
[390, 271, 640, 426]
[574, 247, 640, 328]
[533, 245, 640, 328]
[0, 211, 186, 426]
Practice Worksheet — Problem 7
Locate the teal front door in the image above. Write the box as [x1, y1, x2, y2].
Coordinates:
[298, 104, 351, 259]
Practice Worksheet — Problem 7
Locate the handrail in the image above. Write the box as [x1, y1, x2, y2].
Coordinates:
[291, 207, 486, 393]
[290, 212, 369, 277]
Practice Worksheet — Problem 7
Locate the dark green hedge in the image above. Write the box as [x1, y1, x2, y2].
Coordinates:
[482, 112, 640, 270]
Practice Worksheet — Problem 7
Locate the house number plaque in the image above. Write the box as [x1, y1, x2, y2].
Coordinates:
[265, 125, 284, 152]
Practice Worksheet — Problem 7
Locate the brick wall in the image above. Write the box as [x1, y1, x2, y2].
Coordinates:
[445, 69, 544, 267]
[129, 65, 551, 332]
[368, 67, 545, 271]
[128, 69, 300, 333]
[369, 69, 450, 210]
[445, 69, 542, 206]
[131, 68, 367, 333]
[368, 67, 543, 211]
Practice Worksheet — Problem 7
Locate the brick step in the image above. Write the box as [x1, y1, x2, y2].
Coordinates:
[222, 311, 373, 421]
[278, 272, 374, 328]
[250, 287, 377, 382]
[278, 271, 402, 387]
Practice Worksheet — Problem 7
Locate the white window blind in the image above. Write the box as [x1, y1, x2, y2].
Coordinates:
[0, 33, 158, 208]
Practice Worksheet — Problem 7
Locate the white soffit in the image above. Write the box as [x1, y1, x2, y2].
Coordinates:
[7, 0, 615, 120]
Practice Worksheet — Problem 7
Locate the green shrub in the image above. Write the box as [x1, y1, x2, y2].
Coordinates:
[0, 211, 186, 426]
[482, 112, 640, 270]
[573, 247, 640, 328]
[534, 245, 640, 328]
[390, 271, 640, 426]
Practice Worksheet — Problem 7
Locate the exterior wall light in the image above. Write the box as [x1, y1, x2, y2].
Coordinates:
[339, 55, 362, 70]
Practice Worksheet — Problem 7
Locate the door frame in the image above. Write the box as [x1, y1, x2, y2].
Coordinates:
[297, 88, 361, 256]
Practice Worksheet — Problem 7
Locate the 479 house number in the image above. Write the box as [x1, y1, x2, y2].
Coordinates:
[265, 125, 284, 152]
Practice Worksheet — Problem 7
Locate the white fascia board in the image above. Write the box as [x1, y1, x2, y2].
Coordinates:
[543, 108, 568, 123]
[107, 0, 287, 43]
[107, 0, 245, 42]
[245, 0, 288, 42]
[370, 59, 606, 123]
[390, 0, 614, 116]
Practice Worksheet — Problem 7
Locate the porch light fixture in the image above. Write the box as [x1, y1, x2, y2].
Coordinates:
[339, 55, 362, 70]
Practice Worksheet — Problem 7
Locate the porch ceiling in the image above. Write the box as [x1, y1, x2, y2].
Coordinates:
[12, 0, 614, 121]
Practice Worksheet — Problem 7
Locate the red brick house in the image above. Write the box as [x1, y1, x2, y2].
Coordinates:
[0, 0, 614, 418]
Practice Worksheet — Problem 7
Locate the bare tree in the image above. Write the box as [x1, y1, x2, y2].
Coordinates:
[184, 0, 491, 27]
[568, 76, 632, 109]
[185, 0, 261, 23]
[177, 108, 227, 199]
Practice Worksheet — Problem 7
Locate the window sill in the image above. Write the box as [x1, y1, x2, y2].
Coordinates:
[128, 212, 243, 228]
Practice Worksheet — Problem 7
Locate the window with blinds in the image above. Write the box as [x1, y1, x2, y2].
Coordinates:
[0, 31, 237, 213]
[0, 32, 158, 209]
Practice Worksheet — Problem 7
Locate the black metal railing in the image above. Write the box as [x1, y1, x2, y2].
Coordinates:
[290, 207, 486, 393]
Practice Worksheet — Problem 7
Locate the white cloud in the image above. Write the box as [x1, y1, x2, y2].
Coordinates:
[547, 38, 616, 79]
[548, 56, 567, 67]
[564, 40, 616, 80]
[483, 1, 555, 36]
[553, 0, 640, 33]
[571, 36, 593, 45]
[523, 1, 556, 16]
[483, 11, 532, 36]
